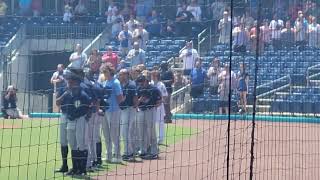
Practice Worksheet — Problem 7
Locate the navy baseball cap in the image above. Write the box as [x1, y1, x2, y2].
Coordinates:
[136, 75, 147, 83]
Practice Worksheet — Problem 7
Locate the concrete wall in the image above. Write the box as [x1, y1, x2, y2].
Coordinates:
[3, 38, 95, 113]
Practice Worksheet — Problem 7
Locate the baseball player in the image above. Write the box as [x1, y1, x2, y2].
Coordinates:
[136, 75, 162, 160]
[151, 70, 168, 145]
[100, 63, 124, 163]
[56, 68, 91, 176]
[82, 68, 105, 171]
[55, 82, 69, 173]
[118, 69, 138, 161]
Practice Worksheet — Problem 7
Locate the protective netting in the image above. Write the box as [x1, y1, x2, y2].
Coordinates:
[1, 0, 320, 180]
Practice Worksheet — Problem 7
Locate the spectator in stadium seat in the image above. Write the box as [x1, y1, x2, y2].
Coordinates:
[0, 0, 7, 16]
[281, 20, 295, 49]
[126, 14, 139, 32]
[2, 85, 28, 119]
[187, 0, 201, 22]
[179, 41, 199, 76]
[232, 23, 249, 53]
[218, 10, 231, 44]
[218, 64, 236, 114]
[63, 3, 73, 22]
[173, 71, 188, 91]
[269, 14, 283, 50]
[308, 16, 320, 48]
[126, 41, 146, 67]
[51, 64, 65, 93]
[146, 10, 161, 38]
[68, 44, 87, 69]
[207, 58, 222, 95]
[102, 46, 119, 69]
[260, 19, 271, 48]
[118, 24, 133, 57]
[294, 11, 308, 50]
[211, 0, 226, 33]
[176, 3, 193, 37]
[133, 23, 149, 50]
[190, 59, 206, 99]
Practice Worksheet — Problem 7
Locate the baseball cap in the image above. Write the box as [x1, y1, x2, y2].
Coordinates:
[136, 75, 147, 83]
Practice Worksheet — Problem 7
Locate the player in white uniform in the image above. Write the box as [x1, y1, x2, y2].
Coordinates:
[151, 70, 168, 144]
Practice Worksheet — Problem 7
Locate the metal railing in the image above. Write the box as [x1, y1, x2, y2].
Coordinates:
[171, 84, 191, 113]
[25, 24, 105, 39]
[1, 24, 26, 56]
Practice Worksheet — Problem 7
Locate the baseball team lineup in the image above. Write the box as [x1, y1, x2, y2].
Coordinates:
[50, 45, 174, 177]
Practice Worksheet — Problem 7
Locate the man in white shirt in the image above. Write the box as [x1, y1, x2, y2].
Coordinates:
[126, 42, 146, 68]
[187, 0, 201, 22]
[179, 41, 199, 76]
[218, 11, 231, 44]
[68, 44, 87, 69]
[269, 14, 284, 50]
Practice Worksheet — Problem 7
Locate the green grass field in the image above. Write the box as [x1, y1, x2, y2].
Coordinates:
[0, 118, 196, 180]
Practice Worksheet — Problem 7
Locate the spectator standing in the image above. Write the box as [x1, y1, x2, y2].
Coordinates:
[118, 24, 133, 57]
[241, 11, 255, 30]
[102, 46, 119, 69]
[308, 16, 320, 48]
[176, 4, 193, 37]
[250, 21, 264, 53]
[31, 0, 41, 16]
[133, 24, 149, 50]
[173, 71, 187, 91]
[218, 11, 231, 44]
[106, 0, 118, 20]
[126, 14, 139, 32]
[51, 64, 65, 93]
[218, 64, 236, 114]
[160, 61, 174, 123]
[121, 1, 131, 21]
[146, 10, 162, 38]
[0, 0, 7, 16]
[136, 0, 154, 19]
[269, 14, 283, 50]
[126, 41, 146, 67]
[179, 41, 199, 76]
[190, 60, 206, 99]
[68, 44, 87, 69]
[63, 3, 73, 22]
[237, 63, 249, 114]
[281, 20, 295, 49]
[232, 23, 249, 53]
[85, 49, 102, 79]
[294, 11, 308, 50]
[19, 0, 32, 15]
[207, 58, 222, 95]
[211, 0, 226, 33]
[74, 0, 87, 16]
[260, 19, 271, 48]
[162, 19, 176, 37]
[187, 0, 202, 22]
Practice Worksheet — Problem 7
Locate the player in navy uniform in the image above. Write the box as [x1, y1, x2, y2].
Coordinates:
[160, 61, 174, 123]
[55, 79, 69, 173]
[118, 69, 138, 161]
[56, 68, 91, 176]
[136, 75, 162, 160]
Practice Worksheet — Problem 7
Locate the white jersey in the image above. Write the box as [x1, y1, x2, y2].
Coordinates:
[151, 81, 167, 122]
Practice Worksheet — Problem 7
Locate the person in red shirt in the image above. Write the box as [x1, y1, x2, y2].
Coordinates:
[102, 46, 119, 69]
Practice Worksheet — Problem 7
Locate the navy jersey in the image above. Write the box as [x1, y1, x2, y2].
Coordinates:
[119, 80, 137, 110]
[160, 70, 174, 94]
[61, 89, 91, 121]
[57, 86, 68, 114]
[137, 85, 161, 111]
[2, 94, 17, 109]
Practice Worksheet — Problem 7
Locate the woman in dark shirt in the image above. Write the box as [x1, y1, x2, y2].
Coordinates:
[237, 63, 249, 114]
